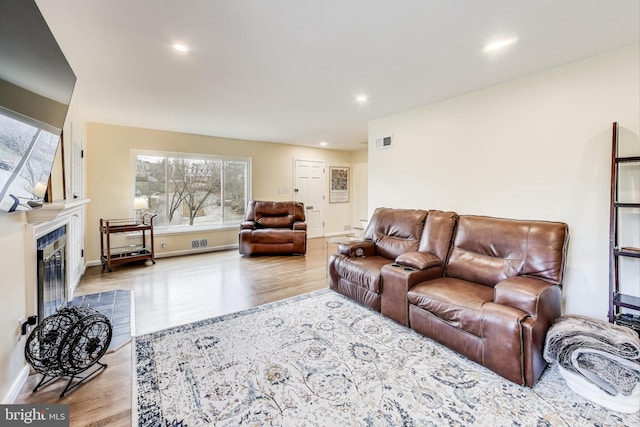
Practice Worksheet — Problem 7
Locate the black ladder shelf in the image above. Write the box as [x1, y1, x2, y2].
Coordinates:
[608, 121, 640, 332]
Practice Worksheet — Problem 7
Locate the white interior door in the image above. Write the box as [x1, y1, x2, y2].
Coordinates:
[293, 159, 325, 238]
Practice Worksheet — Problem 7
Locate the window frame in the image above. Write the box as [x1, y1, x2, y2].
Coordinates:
[131, 149, 252, 234]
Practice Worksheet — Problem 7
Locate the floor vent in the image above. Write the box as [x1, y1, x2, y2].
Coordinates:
[192, 239, 208, 249]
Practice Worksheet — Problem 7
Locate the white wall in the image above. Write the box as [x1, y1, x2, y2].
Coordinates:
[351, 148, 369, 231]
[368, 45, 640, 319]
[0, 214, 28, 402]
[84, 123, 363, 262]
[0, 110, 86, 402]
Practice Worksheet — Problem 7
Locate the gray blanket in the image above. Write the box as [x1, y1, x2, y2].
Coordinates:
[544, 314, 640, 396]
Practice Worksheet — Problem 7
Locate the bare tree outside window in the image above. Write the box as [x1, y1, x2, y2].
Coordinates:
[134, 152, 250, 229]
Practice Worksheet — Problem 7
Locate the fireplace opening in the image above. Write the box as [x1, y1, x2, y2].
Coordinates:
[37, 225, 67, 322]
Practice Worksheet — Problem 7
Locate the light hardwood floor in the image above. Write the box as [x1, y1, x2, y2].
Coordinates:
[16, 237, 334, 426]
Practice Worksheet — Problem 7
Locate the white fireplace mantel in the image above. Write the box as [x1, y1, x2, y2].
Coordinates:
[26, 198, 90, 224]
[26, 197, 90, 333]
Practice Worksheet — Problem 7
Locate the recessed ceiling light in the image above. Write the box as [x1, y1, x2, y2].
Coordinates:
[355, 95, 369, 103]
[483, 37, 519, 53]
[172, 43, 189, 53]
[319, 141, 328, 146]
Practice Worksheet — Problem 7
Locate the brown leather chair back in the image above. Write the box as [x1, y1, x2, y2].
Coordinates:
[363, 208, 428, 259]
[245, 200, 305, 229]
[446, 215, 569, 286]
[418, 210, 457, 260]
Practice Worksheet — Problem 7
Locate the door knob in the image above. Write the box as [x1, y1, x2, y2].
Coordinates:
[306, 205, 313, 210]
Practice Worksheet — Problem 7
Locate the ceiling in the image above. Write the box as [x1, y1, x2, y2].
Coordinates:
[34, 0, 639, 151]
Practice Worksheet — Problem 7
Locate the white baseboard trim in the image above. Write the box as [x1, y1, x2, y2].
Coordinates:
[86, 244, 239, 267]
[2, 365, 29, 403]
[156, 244, 238, 259]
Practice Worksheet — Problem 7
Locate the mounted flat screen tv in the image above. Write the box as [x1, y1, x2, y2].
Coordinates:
[0, 0, 76, 215]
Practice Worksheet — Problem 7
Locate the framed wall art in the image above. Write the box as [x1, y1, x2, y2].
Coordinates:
[329, 166, 349, 203]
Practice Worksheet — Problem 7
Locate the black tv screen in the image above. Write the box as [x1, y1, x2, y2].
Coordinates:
[0, 0, 76, 215]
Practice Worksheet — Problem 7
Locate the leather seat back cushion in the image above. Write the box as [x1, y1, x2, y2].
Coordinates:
[407, 278, 494, 337]
[363, 208, 428, 260]
[446, 215, 569, 287]
[247, 200, 305, 228]
[418, 210, 457, 261]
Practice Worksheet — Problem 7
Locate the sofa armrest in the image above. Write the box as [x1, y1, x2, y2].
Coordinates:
[337, 240, 376, 257]
[293, 221, 307, 231]
[481, 302, 530, 385]
[240, 221, 255, 230]
[494, 276, 561, 319]
[395, 251, 442, 270]
[381, 263, 445, 326]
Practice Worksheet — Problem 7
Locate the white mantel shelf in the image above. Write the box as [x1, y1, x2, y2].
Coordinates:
[26, 198, 90, 224]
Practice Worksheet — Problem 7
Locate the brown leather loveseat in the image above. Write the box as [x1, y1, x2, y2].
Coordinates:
[239, 200, 307, 255]
[328, 209, 569, 387]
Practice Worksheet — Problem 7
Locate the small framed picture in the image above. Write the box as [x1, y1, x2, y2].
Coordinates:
[329, 166, 349, 203]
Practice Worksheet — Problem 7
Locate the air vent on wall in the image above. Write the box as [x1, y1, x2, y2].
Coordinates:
[375, 135, 393, 149]
[192, 239, 208, 249]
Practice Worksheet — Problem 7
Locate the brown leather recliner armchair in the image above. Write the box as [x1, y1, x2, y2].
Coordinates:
[239, 200, 307, 255]
[407, 215, 569, 386]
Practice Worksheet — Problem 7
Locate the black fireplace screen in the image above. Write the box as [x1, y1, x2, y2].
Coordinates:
[37, 226, 66, 322]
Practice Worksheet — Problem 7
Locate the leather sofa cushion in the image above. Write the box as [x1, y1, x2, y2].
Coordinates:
[446, 248, 519, 287]
[408, 278, 494, 337]
[256, 215, 294, 228]
[363, 208, 428, 260]
[249, 229, 304, 244]
[395, 251, 442, 270]
[418, 210, 457, 260]
[246, 200, 305, 228]
[494, 276, 559, 317]
[446, 215, 568, 286]
[331, 255, 391, 293]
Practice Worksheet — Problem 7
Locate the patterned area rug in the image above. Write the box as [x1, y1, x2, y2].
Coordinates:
[135, 289, 639, 426]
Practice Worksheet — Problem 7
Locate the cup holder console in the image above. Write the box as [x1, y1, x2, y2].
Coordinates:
[391, 263, 414, 272]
